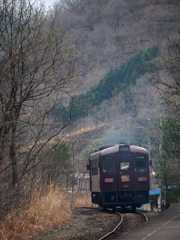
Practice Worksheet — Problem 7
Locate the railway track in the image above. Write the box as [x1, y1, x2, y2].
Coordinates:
[136, 210, 149, 222]
[98, 211, 123, 240]
[98, 210, 149, 240]
[35, 207, 157, 240]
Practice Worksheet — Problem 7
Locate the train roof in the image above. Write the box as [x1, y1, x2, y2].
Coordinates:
[89, 144, 149, 160]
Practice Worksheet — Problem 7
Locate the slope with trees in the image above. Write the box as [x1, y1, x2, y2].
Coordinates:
[56, 0, 180, 89]
[52, 45, 159, 122]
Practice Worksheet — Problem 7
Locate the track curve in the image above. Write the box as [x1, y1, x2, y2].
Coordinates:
[136, 210, 149, 222]
[98, 211, 123, 240]
[98, 210, 148, 240]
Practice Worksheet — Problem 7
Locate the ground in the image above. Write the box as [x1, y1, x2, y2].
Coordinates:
[35, 207, 159, 240]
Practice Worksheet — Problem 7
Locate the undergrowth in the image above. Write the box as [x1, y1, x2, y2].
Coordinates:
[0, 185, 72, 240]
[75, 194, 97, 208]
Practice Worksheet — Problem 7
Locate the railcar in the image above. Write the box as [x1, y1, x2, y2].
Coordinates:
[87, 144, 150, 211]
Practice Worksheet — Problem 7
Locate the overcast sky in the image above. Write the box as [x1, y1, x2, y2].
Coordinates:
[43, 0, 58, 8]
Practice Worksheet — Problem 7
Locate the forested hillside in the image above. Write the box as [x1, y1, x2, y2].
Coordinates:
[56, 0, 180, 89]
[52, 45, 159, 122]
[52, 0, 180, 199]
[51, 0, 180, 136]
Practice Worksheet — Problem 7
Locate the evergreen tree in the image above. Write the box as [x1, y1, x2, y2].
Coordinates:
[154, 119, 180, 206]
[52, 45, 159, 122]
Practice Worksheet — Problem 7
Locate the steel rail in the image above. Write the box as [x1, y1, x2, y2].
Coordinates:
[136, 210, 149, 222]
[98, 211, 123, 240]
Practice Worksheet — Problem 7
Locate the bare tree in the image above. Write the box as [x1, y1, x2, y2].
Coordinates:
[147, 23, 180, 204]
[0, 0, 81, 207]
[61, 0, 80, 11]
[149, 25, 180, 122]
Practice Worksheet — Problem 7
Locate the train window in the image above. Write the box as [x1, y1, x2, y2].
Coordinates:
[135, 156, 148, 171]
[120, 158, 130, 171]
[102, 157, 116, 173]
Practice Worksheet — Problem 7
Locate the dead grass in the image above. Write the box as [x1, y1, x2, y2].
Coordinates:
[75, 194, 98, 208]
[0, 189, 97, 240]
[0, 185, 72, 240]
[65, 124, 106, 138]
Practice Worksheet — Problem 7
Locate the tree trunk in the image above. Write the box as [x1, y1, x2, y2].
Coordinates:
[10, 127, 18, 187]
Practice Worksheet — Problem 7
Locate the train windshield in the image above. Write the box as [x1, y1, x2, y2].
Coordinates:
[135, 155, 148, 171]
[120, 158, 130, 171]
[102, 157, 116, 173]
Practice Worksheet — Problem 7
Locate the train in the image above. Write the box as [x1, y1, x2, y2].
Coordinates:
[87, 144, 150, 211]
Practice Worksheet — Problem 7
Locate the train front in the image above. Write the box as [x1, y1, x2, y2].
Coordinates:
[88, 144, 150, 211]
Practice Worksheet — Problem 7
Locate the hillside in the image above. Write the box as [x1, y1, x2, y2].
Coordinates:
[52, 46, 159, 122]
[53, 0, 180, 157]
[57, 0, 180, 90]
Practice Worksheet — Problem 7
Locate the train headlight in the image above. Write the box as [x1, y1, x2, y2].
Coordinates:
[138, 177, 147, 182]
[104, 178, 114, 183]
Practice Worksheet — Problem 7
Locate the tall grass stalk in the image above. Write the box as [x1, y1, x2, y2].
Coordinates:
[75, 194, 97, 208]
[0, 185, 72, 240]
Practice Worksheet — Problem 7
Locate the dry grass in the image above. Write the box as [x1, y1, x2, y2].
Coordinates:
[0, 185, 72, 240]
[75, 194, 98, 208]
[65, 124, 106, 138]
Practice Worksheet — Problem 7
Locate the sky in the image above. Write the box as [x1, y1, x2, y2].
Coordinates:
[43, 0, 58, 8]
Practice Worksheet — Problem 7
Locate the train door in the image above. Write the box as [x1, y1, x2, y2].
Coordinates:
[118, 154, 133, 189]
